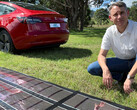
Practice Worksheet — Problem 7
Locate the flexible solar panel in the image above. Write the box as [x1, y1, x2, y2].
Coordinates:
[0, 67, 135, 110]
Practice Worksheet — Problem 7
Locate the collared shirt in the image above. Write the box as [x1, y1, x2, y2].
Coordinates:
[101, 20, 137, 59]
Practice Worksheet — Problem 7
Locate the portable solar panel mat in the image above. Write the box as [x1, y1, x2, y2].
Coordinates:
[0, 67, 135, 110]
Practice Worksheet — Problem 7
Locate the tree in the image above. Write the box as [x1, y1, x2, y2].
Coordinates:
[89, 0, 104, 7]
[40, 0, 90, 31]
[128, 1, 137, 22]
[132, 1, 137, 7]
[93, 8, 109, 25]
[89, 20, 95, 27]
[84, 8, 92, 27]
[58, 0, 89, 31]
[129, 6, 137, 22]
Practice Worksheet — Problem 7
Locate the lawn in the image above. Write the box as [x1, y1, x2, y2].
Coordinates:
[0, 27, 137, 109]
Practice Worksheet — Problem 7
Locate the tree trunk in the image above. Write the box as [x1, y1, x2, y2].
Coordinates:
[79, 0, 88, 31]
[65, 0, 80, 30]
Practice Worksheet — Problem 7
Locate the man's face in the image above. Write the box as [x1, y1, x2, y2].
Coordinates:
[109, 6, 129, 28]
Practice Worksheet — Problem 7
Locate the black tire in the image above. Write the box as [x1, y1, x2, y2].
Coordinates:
[0, 30, 16, 53]
[53, 44, 60, 48]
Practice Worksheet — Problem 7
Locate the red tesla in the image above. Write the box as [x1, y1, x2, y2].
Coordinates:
[0, 1, 69, 53]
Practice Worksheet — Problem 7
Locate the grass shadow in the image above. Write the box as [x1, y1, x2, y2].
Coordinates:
[99, 82, 137, 95]
[20, 47, 92, 60]
[132, 83, 137, 93]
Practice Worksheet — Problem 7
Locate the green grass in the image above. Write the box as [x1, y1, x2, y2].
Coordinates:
[0, 27, 137, 109]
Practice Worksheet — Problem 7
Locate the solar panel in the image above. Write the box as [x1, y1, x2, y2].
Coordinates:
[0, 67, 135, 110]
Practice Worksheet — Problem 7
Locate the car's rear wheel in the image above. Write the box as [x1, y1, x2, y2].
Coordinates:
[0, 30, 16, 53]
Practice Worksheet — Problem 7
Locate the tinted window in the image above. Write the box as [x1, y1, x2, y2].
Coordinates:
[0, 4, 15, 15]
[11, 2, 54, 12]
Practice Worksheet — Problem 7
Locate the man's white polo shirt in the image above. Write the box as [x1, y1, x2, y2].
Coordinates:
[101, 20, 137, 59]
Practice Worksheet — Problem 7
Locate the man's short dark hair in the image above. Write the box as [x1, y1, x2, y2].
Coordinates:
[109, 1, 127, 14]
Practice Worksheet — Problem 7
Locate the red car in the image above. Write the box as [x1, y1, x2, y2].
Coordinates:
[0, 1, 69, 53]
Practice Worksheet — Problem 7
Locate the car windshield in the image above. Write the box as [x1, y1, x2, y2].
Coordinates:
[11, 2, 54, 11]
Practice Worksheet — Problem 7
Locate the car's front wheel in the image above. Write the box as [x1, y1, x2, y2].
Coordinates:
[0, 30, 16, 53]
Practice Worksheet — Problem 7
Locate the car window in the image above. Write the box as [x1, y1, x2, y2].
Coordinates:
[0, 4, 15, 15]
[12, 2, 54, 12]
[0, 4, 4, 15]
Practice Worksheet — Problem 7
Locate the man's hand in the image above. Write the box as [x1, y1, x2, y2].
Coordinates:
[103, 69, 113, 89]
[98, 49, 113, 89]
[123, 79, 134, 94]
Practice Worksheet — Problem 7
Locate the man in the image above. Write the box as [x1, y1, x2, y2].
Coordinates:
[87, 1, 137, 94]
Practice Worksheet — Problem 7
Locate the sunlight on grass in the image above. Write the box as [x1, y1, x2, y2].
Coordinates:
[0, 27, 136, 109]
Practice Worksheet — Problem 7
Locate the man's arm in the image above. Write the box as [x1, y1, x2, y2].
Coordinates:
[124, 60, 137, 94]
[98, 49, 113, 89]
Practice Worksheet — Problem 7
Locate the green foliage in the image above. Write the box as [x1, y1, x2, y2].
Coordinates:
[132, 1, 137, 7]
[129, 6, 137, 22]
[93, 8, 109, 25]
[84, 8, 92, 27]
[89, 19, 95, 27]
